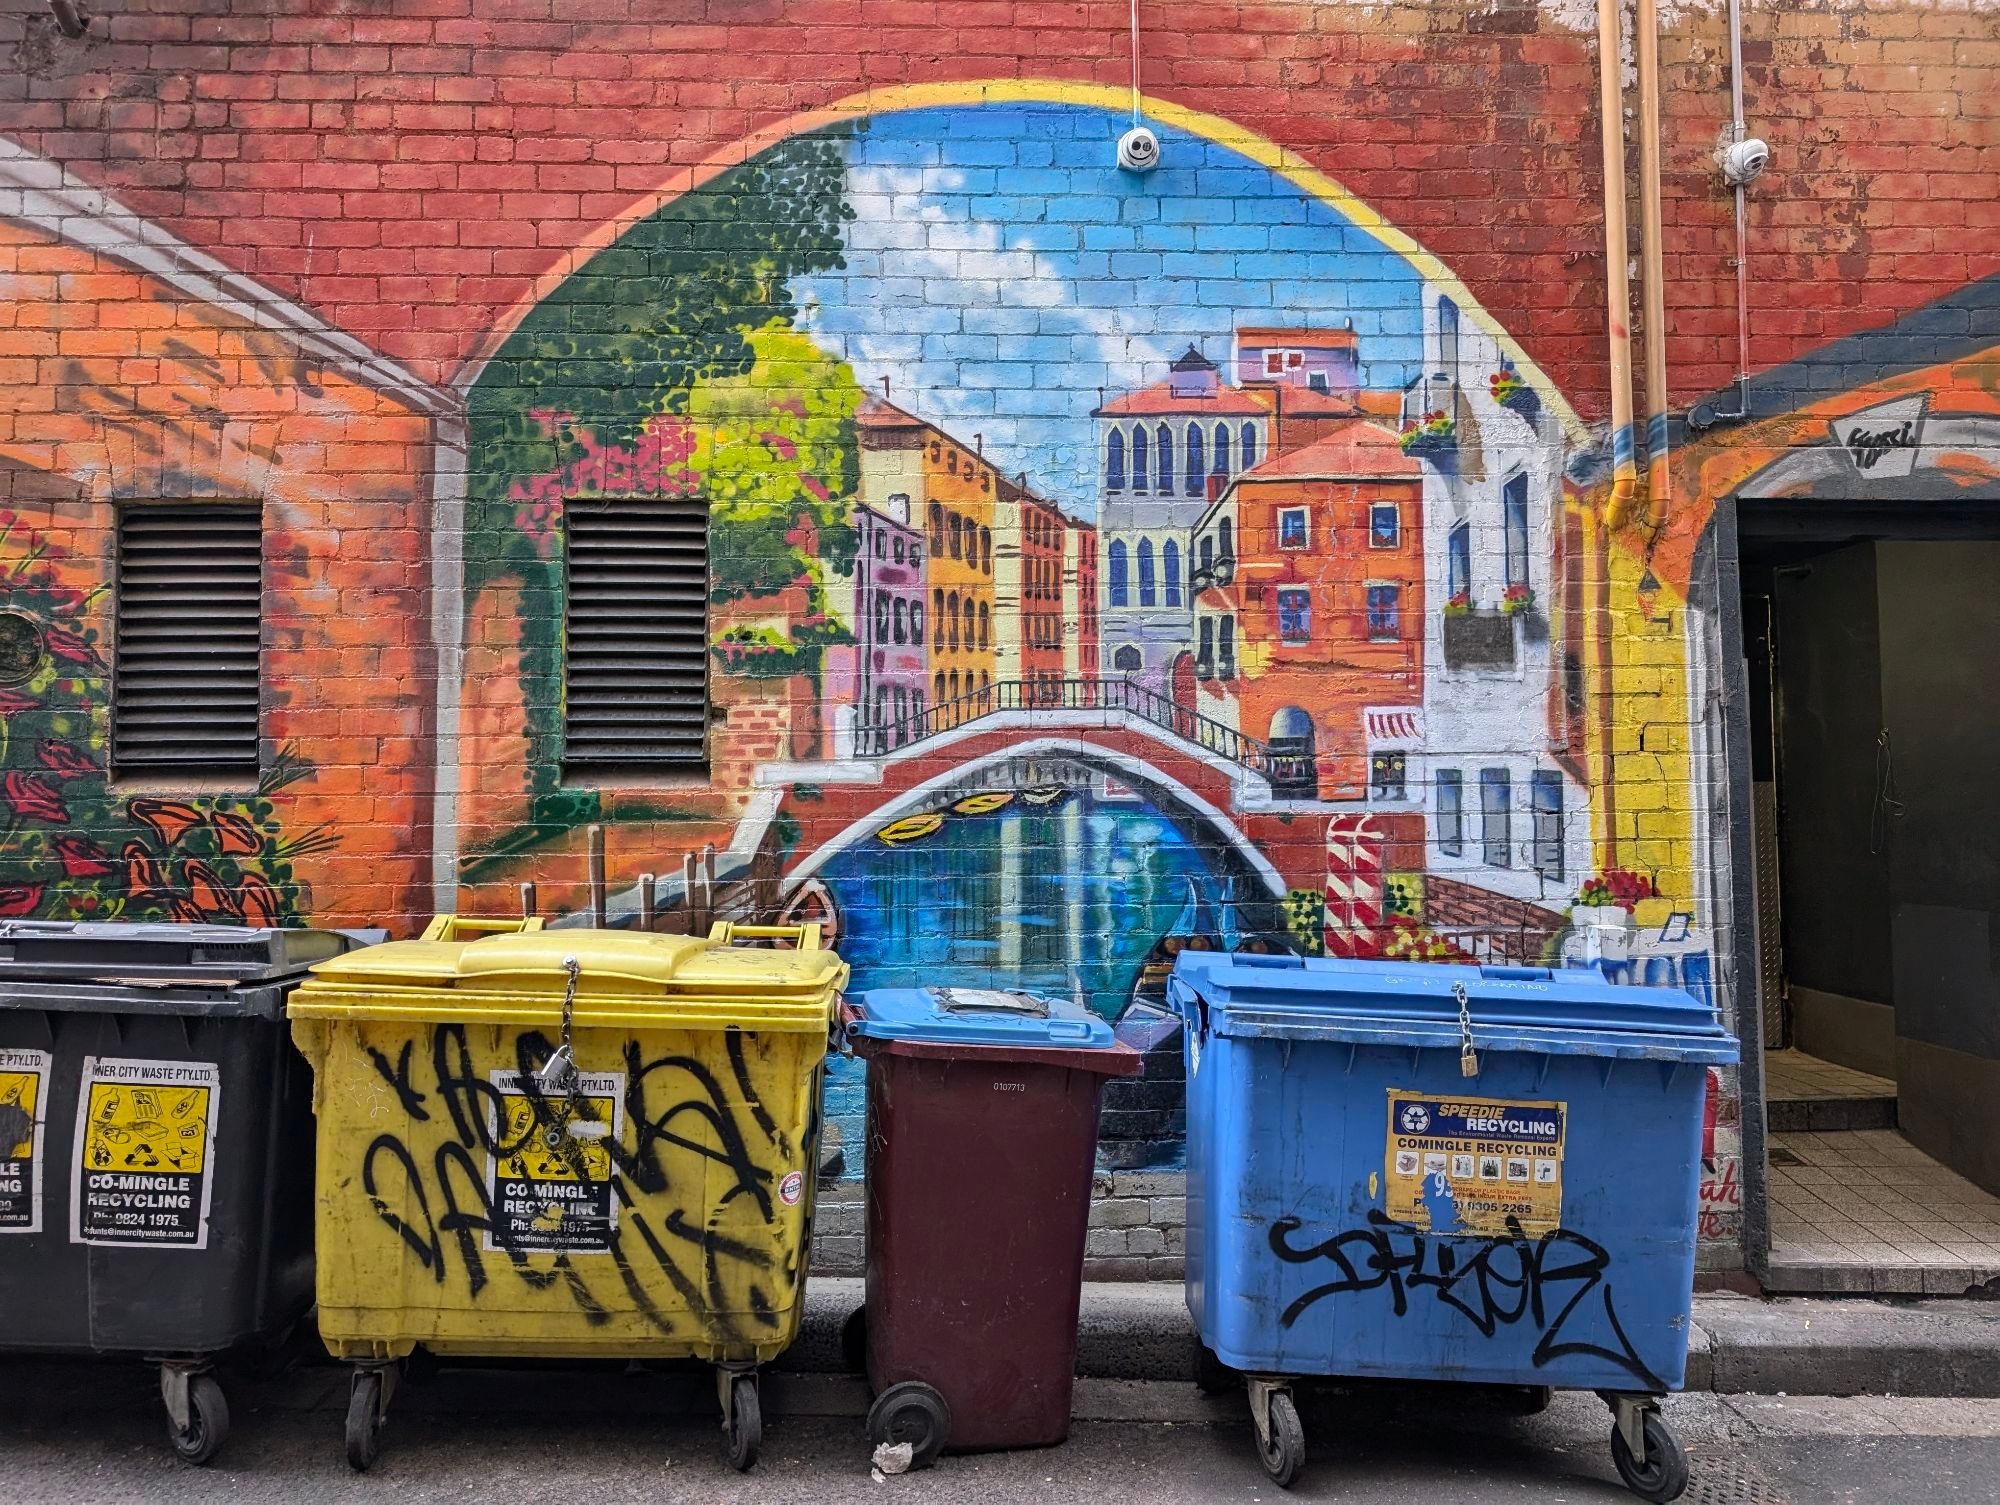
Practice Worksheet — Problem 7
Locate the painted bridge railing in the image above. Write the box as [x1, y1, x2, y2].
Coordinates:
[855, 676, 1311, 789]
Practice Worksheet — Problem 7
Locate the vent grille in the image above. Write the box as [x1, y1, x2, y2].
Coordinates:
[113, 503, 262, 777]
[564, 496, 709, 771]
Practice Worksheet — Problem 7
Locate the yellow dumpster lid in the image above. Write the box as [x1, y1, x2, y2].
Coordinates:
[286, 922, 846, 1034]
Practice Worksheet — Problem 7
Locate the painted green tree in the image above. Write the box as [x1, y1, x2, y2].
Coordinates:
[463, 124, 859, 824]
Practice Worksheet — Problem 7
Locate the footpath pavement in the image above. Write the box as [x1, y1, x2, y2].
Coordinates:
[4, 1282, 1999, 1503]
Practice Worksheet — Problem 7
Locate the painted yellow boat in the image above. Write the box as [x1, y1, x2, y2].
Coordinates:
[1021, 786, 1069, 807]
[875, 813, 945, 845]
[951, 791, 1015, 816]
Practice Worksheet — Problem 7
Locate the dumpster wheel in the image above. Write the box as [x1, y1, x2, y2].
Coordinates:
[1192, 1339, 1236, 1397]
[723, 1372, 762, 1471]
[1248, 1380, 1304, 1489]
[166, 1372, 229, 1466]
[345, 1368, 388, 1472]
[866, 1380, 950, 1469]
[1610, 1407, 1688, 1503]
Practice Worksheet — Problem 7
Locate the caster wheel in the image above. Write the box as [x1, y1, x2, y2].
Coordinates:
[1611, 1410, 1689, 1503]
[168, 1373, 229, 1466]
[1256, 1390, 1305, 1489]
[725, 1374, 762, 1472]
[345, 1370, 385, 1473]
[841, 1307, 868, 1377]
[1193, 1339, 1236, 1397]
[866, 1380, 950, 1469]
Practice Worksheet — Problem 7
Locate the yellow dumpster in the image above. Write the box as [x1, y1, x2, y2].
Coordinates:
[287, 920, 845, 1473]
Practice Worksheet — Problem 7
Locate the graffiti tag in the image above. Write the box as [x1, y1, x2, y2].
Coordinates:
[1846, 420, 1917, 471]
[1268, 1209, 1664, 1390]
[357, 1022, 803, 1339]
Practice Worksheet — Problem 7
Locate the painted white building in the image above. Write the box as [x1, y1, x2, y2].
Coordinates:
[1400, 286, 1593, 907]
[1093, 348, 1269, 691]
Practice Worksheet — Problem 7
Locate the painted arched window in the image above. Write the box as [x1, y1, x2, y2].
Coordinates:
[911, 598, 924, 643]
[1138, 537, 1157, 606]
[1219, 517, 1235, 563]
[1155, 425, 1174, 494]
[1184, 425, 1204, 496]
[1113, 644, 1142, 672]
[947, 591, 961, 650]
[1240, 422, 1259, 470]
[963, 597, 975, 649]
[980, 527, 992, 574]
[978, 601, 990, 649]
[1105, 428, 1126, 492]
[1439, 295, 1461, 382]
[1213, 424, 1231, 480]
[1131, 426, 1149, 493]
[1108, 540, 1129, 607]
[1163, 539, 1182, 606]
[891, 597, 906, 644]
[949, 670, 961, 700]
[935, 670, 946, 706]
[929, 501, 944, 553]
[932, 588, 945, 649]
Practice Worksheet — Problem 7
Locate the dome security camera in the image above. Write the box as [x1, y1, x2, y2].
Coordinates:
[1117, 126, 1160, 173]
[1722, 137, 1771, 187]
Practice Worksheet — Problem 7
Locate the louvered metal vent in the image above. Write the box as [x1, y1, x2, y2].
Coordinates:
[563, 496, 709, 771]
[113, 503, 262, 777]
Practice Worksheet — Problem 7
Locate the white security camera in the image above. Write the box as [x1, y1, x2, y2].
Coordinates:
[1721, 137, 1771, 187]
[1117, 126, 1160, 173]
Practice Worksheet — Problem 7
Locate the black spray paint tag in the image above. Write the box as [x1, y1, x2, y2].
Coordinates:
[70, 1057, 220, 1249]
[0, 1048, 50, 1234]
[484, 1069, 624, 1255]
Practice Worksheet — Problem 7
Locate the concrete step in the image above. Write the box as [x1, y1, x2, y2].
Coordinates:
[1767, 1095, 1898, 1132]
[783, 1278, 2000, 1400]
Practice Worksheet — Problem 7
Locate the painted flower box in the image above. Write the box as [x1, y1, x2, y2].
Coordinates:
[1397, 411, 1456, 462]
[1441, 608, 1516, 670]
[1489, 366, 1541, 422]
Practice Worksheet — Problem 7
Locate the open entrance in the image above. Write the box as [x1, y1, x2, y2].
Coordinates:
[1739, 496, 2000, 1291]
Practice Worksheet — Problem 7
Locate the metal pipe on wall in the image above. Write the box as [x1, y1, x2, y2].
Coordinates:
[1636, 0, 1672, 531]
[1597, 0, 1640, 527]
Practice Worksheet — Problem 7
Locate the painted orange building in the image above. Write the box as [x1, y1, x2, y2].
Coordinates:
[1063, 516, 1100, 682]
[995, 476, 1068, 704]
[1192, 422, 1424, 801]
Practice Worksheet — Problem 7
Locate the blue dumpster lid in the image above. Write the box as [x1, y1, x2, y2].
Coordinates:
[847, 987, 1119, 1050]
[1166, 954, 1737, 1062]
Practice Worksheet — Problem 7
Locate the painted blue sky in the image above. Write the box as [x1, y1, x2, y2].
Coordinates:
[791, 103, 1431, 519]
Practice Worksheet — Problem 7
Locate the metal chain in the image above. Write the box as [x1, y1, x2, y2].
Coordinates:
[1454, 979, 1480, 1078]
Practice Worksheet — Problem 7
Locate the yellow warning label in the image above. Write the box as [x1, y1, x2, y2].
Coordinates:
[0, 1050, 49, 1234]
[484, 1070, 624, 1255]
[82, 1081, 211, 1177]
[1385, 1089, 1566, 1237]
[71, 1056, 220, 1248]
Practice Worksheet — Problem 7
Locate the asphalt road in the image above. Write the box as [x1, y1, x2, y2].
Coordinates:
[4, 1359, 1999, 1503]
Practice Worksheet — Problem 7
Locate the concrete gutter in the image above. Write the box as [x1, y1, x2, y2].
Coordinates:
[777, 1279, 2000, 1404]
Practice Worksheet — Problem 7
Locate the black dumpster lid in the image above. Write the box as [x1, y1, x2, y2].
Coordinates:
[0, 920, 383, 987]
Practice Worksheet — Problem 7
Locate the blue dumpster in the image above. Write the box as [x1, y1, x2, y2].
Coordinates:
[1168, 954, 1737, 1500]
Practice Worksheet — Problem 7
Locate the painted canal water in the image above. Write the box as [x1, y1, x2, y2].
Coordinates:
[813, 773, 1286, 1177]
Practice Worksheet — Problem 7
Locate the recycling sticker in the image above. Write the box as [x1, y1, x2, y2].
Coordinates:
[0, 1048, 50, 1233]
[1385, 1089, 1566, 1237]
[71, 1057, 220, 1249]
[485, 1069, 625, 1254]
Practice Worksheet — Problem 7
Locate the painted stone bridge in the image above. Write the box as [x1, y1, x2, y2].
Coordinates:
[744, 678, 1407, 904]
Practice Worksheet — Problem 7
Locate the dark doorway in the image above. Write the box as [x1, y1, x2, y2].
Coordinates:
[1739, 497, 2000, 1244]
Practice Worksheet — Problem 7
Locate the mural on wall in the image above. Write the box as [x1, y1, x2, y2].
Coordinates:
[458, 96, 1700, 1174]
[0, 150, 447, 930]
[0, 509, 332, 926]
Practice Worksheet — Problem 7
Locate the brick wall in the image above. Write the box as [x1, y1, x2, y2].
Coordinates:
[1, 0, 1995, 1281]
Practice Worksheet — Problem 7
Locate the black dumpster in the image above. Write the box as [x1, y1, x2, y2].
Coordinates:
[0, 920, 379, 1464]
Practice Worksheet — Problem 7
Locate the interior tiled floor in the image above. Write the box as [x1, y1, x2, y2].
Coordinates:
[1766, 1128, 2000, 1294]
[1764, 1049, 1896, 1103]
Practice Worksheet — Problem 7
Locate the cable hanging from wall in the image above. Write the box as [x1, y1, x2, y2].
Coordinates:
[1116, 0, 1160, 173]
